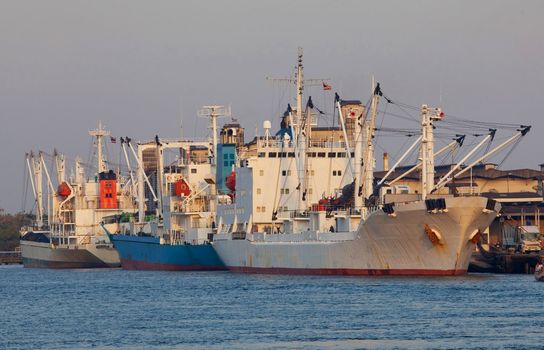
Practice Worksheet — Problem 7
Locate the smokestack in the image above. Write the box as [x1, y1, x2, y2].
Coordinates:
[383, 152, 389, 172]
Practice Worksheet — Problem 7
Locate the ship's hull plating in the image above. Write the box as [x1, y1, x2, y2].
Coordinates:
[213, 197, 499, 276]
[20, 240, 120, 268]
[111, 234, 226, 271]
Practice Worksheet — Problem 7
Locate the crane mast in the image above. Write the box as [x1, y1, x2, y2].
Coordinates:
[420, 105, 443, 200]
[361, 79, 380, 202]
[89, 121, 110, 174]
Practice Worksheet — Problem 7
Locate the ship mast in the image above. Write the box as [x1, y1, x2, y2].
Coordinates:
[295, 48, 308, 212]
[420, 105, 443, 200]
[40, 151, 55, 228]
[198, 105, 230, 167]
[198, 105, 229, 212]
[361, 79, 380, 202]
[125, 140, 160, 223]
[89, 121, 110, 174]
[75, 156, 84, 184]
[26, 152, 44, 228]
[352, 99, 364, 209]
[137, 145, 145, 224]
[155, 135, 164, 219]
[54, 150, 65, 185]
[33, 154, 44, 228]
[267, 48, 329, 212]
[296, 48, 304, 130]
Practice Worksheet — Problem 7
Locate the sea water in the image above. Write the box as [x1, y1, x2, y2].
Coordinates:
[1, 265, 543, 350]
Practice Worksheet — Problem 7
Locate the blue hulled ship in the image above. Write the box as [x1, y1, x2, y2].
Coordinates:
[106, 112, 237, 271]
[109, 234, 224, 271]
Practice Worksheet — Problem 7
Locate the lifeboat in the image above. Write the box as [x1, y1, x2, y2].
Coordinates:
[226, 170, 235, 192]
[226, 170, 235, 200]
[174, 179, 191, 197]
[57, 182, 71, 198]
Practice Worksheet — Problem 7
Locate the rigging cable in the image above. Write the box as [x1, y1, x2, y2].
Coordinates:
[465, 136, 524, 193]
[373, 97, 391, 158]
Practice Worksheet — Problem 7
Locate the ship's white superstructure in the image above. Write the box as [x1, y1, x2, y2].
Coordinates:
[117, 135, 218, 245]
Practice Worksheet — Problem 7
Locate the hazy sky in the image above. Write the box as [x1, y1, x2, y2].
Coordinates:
[1, 0, 543, 213]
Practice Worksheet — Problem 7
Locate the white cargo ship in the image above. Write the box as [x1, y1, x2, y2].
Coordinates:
[213, 49, 529, 276]
[20, 123, 137, 268]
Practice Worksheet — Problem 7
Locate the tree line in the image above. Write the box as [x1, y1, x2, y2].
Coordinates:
[0, 212, 33, 251]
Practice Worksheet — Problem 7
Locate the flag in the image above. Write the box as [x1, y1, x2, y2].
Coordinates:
[110, 136, 117, 143]
[322, 82, 332, 91]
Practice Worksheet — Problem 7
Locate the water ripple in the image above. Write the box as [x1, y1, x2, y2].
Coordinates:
[0, 266, 542, 350]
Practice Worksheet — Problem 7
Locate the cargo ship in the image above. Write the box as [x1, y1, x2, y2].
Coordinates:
[107, 109, 227, 271]
[20, 123, 137, 268]
[212, 49, 528, 276]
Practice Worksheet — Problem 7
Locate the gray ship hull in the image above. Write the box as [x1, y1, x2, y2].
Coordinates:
[213, 197, 499, 276]
[21, 240, 120, 268]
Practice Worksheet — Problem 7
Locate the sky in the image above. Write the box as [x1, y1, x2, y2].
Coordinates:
[1, 0, 543, 213]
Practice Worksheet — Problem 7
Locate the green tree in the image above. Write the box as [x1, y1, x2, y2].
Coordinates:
[0, 212, 33, 251]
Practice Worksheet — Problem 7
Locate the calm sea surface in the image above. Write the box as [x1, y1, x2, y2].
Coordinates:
[1, 266, 543, 350]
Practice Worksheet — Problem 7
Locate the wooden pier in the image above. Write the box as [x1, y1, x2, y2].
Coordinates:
[0, 251, 22, 265]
